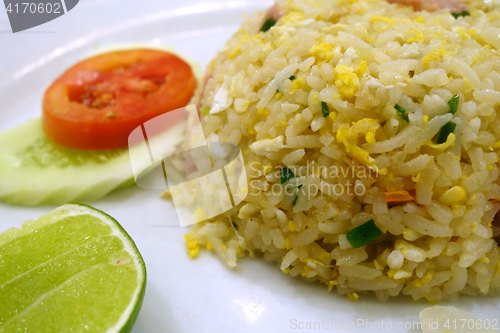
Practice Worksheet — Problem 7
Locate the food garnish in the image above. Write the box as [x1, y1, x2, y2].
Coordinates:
[43, 49, 196, 150]
[447, 95, 459, 114]
[451, 10, 470, 18]
[346, 219, 382, 248]
[292, 184, 303, 206]
[0, 204, 146, 332]
[321, 101, 330, 118]
[394, 104, 409, 123]
[280, 167, 295, 184]
[436, 121, 457, 144]
[0, 49, 194, 205]
[260, 17, 277, 32]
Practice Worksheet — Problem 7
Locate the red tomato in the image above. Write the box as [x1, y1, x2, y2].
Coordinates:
[42, 49, 197, 150]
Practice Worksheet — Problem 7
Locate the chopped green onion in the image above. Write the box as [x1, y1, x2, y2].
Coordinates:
[260, 17, 276, 32]
[280, 167, 295, 184]
[289, 75, 296, 81]
[394, 104, 409, 123]
[448, 95, 459, 114]
[201, 106, 211, 115]
[437, 121, 457, 144]
[346, 219, 382, 248]
[321, 101, 330, 118]
[292, 185, 303, 206]
[451, 10, 470, 19]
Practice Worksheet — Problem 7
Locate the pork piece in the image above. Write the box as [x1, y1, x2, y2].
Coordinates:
[385, 0, 467, 12]
[265, 3, 285, 21]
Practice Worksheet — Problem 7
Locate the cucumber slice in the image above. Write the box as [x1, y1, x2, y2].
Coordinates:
[0, 118, 184, 206]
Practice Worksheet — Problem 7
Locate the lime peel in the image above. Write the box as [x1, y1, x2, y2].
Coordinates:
[0, 203, 146, 333]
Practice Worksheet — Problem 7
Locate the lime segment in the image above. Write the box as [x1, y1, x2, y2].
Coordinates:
[0, 204, 146, 333]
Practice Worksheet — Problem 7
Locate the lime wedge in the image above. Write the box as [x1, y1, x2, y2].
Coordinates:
[0, 204, 146, 333]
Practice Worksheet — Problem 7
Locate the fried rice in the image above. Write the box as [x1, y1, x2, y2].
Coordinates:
[183, 0, 500, 302]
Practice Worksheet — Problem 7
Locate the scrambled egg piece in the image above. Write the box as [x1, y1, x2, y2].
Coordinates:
[310, 43, 335, 63]
[393, 269, 413, 280]
[194, 208, 207, 221]
[334, 65, 360, 98]
[455, 27, 477, 40]
[406, 30, 424, 44]
[280, 11, 305, 25]
[347, 292, 359, 302]
[421, 270, 434, 284]
[421, 45, 452, 66]
[185, 234, 200, 258]
[228, 34, 263, 59]
[412, 172, 422, 182]
[290, 76, 307, 94]
[371, 15, 412, 27]
[395, 239, 427, 262]
[336, 118, 380, 169]
[371, 15, 398, 25]
[263, 164, 273, 175]
[257, 108, 270, 116]
[413, 16, 426, 23]
[355, 61, 368, 76]
[426, 133, 455, 150]
[479, 257, 490, 264]
[249, 135, 286, 155]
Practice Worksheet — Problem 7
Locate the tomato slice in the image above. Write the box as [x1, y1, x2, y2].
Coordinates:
[42, 49, 197, 150]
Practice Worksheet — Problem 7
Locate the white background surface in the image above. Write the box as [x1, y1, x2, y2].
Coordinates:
[0, 1, 499, 332]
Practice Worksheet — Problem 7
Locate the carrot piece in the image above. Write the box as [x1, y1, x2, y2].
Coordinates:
[385, 190, 414, 203]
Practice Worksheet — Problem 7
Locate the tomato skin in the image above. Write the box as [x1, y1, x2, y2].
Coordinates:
[42, 49, 197, 150]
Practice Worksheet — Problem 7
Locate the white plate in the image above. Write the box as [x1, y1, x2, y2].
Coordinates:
[1, 1, 499, 332]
